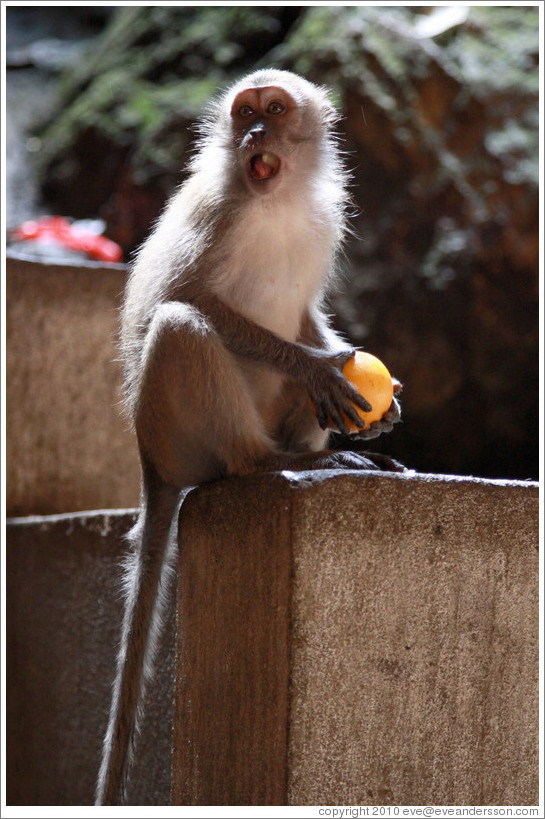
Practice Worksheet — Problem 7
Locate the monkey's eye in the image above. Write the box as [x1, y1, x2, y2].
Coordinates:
[267, 101, 286, 115]
[238, 104, 254, 118]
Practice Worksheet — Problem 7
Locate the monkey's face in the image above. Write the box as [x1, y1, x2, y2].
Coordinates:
[229, 84, 317, 195]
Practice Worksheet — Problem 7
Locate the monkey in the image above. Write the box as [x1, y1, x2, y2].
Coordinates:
[95, 68, 403, 805]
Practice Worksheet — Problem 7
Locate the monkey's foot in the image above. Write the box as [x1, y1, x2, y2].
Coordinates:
[253, 449, 406, 475]
[356, 451, 407, 473]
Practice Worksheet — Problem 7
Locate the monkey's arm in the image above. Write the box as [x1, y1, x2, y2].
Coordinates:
[187, 291, 370, 435]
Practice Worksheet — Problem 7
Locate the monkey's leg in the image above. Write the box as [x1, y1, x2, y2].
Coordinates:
[253, 387, 394, 474]
[135, 301, 280, 488]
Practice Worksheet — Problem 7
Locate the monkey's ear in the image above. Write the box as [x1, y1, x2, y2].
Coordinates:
[317, 99, 340, 129]
[314, 85, 342, 127]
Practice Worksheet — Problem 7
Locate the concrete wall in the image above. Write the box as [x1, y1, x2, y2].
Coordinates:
[173, 470, 539, 807]
[7, 471, 537, 806]
[6, 254, 140, 515]
[6, 509, 174, 806]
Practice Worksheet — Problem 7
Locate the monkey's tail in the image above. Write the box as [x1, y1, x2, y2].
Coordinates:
[95, 469, 182, 805]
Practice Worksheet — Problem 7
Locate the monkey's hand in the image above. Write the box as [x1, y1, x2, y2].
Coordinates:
[348, 378, 403, 440]
[304, 348, 376, 436]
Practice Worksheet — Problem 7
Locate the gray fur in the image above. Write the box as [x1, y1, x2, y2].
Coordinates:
[96, 69, 401, 805]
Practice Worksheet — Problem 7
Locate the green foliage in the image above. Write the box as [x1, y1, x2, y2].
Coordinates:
[37, 5, 298, 177]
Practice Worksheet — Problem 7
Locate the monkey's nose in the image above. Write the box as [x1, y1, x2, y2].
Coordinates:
[249, 123, 267, 139]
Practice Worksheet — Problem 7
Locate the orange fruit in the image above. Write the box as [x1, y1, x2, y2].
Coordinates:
[341, 351, 394, 431]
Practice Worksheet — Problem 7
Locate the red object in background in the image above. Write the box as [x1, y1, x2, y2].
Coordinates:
[11, 216, 123, 263]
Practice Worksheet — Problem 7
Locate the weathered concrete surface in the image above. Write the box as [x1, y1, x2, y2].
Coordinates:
[173, 470, 539, 807]
[6, 254, 140, 516]
[6, 509, 174, 806]
[6, 472, 539, 806]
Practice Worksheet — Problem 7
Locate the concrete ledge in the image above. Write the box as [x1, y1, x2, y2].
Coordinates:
[6, 471, 539, 806]
[173, 470, 539, 806]
[6, 254, 140, 515]
[6, 508, 174, 806]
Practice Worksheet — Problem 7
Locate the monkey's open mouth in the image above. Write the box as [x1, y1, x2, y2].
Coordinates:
[249, 152, 281, 181]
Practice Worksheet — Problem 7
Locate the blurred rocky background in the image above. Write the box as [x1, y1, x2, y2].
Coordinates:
[6, 5, 540, 480]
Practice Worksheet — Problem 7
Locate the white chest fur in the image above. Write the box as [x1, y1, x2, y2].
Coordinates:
[214, 193, 334, 341]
